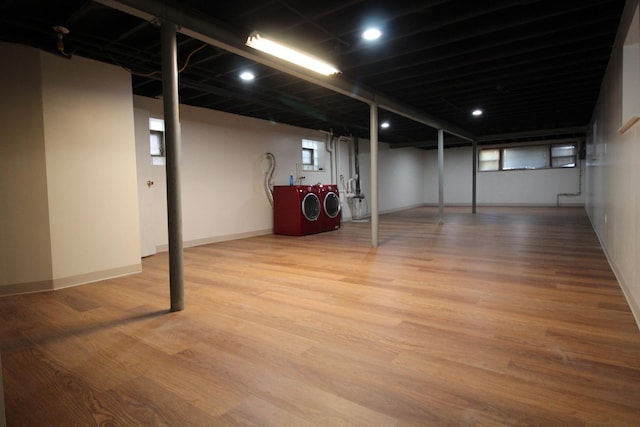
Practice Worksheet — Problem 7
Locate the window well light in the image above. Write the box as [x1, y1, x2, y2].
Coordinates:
[362, 28, 382, 41]
[380, 121, 390, 129]
[472, 109, 483, 117]
[246, 32, 339, 76]
[239, 71, 255, 81]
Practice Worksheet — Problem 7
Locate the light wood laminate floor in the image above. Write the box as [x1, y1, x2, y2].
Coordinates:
[1, 206, 640, 426]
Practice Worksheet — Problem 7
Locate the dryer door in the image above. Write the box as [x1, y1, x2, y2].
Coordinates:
[301, 193, 321, 221]
[324, 192, 341, 218]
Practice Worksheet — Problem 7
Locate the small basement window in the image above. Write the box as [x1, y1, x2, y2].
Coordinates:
[150, 130, 164, 157]
[302, 147, 315, 167]
[479, 148, 500, 171]
[551, 144, 577, 168]
[149, 118, 165, 166]
[479, 141, 578, 171]
[301, 138, 325, 171]
[503, 145, 549, 170]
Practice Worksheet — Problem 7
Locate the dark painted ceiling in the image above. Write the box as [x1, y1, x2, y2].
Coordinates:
[0, 0, 626, 147]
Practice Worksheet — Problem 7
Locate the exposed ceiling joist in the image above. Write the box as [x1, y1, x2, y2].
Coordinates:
[94, 0, 476, 141]
[1, 0, 624, 146]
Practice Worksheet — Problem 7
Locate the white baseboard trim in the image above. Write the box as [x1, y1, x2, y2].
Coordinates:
[346, 203, 585, 221]
[0, 263, 142, 297]
[422, 202, 585, 207]
[52, 264, 142, 290]
[587, 215, 640, 331]
[0, 279, 53, 297]
[184, 228, 273, 248]
[345, 203, 429, 221]
[0, 345, 5, 427]
[155, 228, 274, 252]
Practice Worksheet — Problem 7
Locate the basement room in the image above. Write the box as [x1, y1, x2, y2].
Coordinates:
[1, 0, 639, 425]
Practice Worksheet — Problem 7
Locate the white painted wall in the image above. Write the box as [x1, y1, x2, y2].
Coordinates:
[423, 146, 585, 206]
[133, 97, 427, 249]
[133, 96, 332, 249]
[586, 0, 640, 324]
[358, 141, 427, 215]
[0, 44, 52, 293]
[41, 52, 141, 288]
[0, 43, 141, 295]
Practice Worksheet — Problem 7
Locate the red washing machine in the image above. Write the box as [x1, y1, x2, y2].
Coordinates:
[273, 185, 322, 236]
[317, 184, 341, 232]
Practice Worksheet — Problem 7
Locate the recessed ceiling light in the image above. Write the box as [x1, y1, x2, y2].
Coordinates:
[472, 109, 483, 116]
[362, 28, 382, 41]
[380, 121, 390, 128]
[240, 71, 255, 81]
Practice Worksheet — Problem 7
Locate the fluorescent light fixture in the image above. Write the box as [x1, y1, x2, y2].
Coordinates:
[380, 121, 390, 129]
[362, 28, 382, 40]
[239, 71, 255, 81]
[472, 109, 483, 116]
[246, 32, 339, 76]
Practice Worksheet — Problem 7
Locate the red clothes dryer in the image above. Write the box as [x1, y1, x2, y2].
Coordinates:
[317, 184, 341, 232]
[273, 185, 322, 236]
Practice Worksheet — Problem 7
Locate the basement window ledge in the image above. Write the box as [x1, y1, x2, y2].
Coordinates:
[618, 115, 640, 134]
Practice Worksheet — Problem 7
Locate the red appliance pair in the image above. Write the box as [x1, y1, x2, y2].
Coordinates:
[273, 185, 341, 236]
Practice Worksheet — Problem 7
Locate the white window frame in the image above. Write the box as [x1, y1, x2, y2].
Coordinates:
[302, 138, 322, 171]
[149, 118, 166, 166]
[478, 141, 578, 172]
